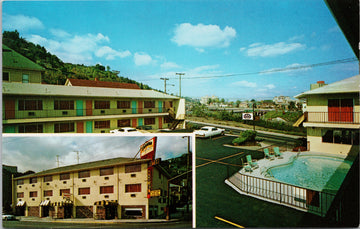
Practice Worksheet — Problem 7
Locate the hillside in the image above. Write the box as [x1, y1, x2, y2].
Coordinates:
[2, 30, 151, 89]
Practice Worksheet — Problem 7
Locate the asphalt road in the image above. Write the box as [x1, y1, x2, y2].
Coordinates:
[195, 136, 333, 228]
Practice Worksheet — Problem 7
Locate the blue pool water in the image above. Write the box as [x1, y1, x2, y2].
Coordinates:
[269, 155, 352, 191]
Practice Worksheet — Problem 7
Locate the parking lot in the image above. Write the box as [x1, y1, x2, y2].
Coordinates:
[195, 135, 332, 228]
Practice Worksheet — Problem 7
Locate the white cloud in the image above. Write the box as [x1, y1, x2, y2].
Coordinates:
[161, 62, 181, 69]
[171, 23, 236, 50]
[50, 29, 71, 38]
[134, 52, 154, 66]
[243, 42, 305, 57]
[265, 84, 275, 89]
[3, 14, 44, 31]
[260, 63, 311, 75]
[232, 80, 257, 88]
[95, 46, 131, 60]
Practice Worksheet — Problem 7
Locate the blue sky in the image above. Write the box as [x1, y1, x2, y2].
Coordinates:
[2, 135, 193, 172]
[2, 0, 358, 100]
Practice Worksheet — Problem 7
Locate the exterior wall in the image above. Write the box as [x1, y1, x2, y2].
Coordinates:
[14, 161, 168, 220]
[306, 135, 354, 154]
[3, 67, 42, 84]
[148, 168, 168, 217]
[3, 93, 182, 133]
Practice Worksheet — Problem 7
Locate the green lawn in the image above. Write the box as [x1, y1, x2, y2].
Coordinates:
[195, 136, 332, 227]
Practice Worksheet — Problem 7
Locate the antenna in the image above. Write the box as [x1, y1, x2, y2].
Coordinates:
[56, 155, 59, 167]
[75, 151, 80, 164]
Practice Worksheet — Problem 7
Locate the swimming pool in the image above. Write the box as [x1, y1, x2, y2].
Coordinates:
[268, 155, 352, 192]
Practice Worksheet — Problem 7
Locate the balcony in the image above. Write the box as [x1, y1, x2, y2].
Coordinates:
[306, 112, 360, 124]
[3, 107, 171, 120]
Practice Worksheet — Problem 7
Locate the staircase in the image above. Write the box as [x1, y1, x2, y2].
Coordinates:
[167, 108, 184, 130]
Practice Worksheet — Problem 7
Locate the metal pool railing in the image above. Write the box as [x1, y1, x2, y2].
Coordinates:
[227, 172, 336, 217]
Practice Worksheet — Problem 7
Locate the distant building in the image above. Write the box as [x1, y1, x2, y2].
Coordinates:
[2, 45, 185, 133]
[13, 157, 170, 219]
[295, 75, 359, 154]
[273, 96, 291, 106]
[3, 165, 19, 212]
[200, 95, 218, 105]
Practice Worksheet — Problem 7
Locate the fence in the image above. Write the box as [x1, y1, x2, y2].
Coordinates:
[307, 112, 360, 124]
[227, 172, 336, 217]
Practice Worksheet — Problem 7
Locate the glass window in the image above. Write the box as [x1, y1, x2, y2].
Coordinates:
[94, 101, 110, 109]
[22, 74, 29, 83]
[17, 180, 24, 185]
[18, 100, 43, 110]
[322, 129, 333, 143]
[29, 191, 37, 197]
[54, 100, 74, 110]
[60, 173, 70, 180]
[18, 124, 43, 133]
[43, 175, 52, 182]
[29, 177, 37, 184]
[144, 101, 155, 108]
[125, 164, 142, 173]
[125, 184, 141, 193]
[60, 189, 70, 196]
[78, 170, 90, 178]
[54, 123, 75, 133]
[100, 167, 114, 176]
[95, 121, 110, 129]
[144, 118, 155, 125]
[78, 187, 90, 195]
[117, 101, 130, 109]
[17, 192, 24, 198]
[100, 186, 114, 194]
[44, 190, 53, 197]
[3, 72, 9, 81]
[118, 119, 131, 127]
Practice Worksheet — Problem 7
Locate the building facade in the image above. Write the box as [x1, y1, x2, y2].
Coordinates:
[295, 75, 360, 154]
[13, 157, 169, 219]
[2, 46, 185, 133]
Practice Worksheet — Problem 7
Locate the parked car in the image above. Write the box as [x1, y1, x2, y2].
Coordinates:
[193, 126, 225, 138]
[2, 214, 15, 221]
[110, 127, 140, 134]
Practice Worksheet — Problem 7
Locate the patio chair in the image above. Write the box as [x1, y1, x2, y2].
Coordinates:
[244, 164, 252, 172]
[246, 155, 259, 168]
[264, 148, 275, 160]
[273, 147, 283, 158]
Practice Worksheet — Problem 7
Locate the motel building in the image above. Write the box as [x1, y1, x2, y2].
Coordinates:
[294, 75, 359, 155]
[12, 156, 170, 220]
[2, 45, 185, 133]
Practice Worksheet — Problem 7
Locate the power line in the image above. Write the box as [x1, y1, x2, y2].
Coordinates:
[137, 57, 358, 82]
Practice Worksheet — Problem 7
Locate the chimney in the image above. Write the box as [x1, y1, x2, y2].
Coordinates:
[310, 80, 327, 90]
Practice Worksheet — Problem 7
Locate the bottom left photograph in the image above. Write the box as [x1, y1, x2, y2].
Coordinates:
[2, 134, 193, 228]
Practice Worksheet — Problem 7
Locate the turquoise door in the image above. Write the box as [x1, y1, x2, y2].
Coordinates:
[86, 121, 93, 133]
[76, 100, 83, 116]
[131, 101, 137, 114]
[138, 118, 143, 127]
[158, 101, 163, 112]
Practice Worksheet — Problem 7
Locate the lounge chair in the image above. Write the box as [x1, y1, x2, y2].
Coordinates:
[246, 155, 259, 168]
[244, 165, 252, 172]
[264, 148, 275, 160]
[273, 147, 283, 158]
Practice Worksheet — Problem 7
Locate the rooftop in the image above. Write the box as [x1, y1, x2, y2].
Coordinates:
[3, 82, 179, 99]
[65, 78, 140, 90]
[295, 75, 360, 98]
[2, 45, 45, 71]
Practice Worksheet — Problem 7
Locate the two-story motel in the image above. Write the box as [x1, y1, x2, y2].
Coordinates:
[295, 75, 360, 155]
[2, 45, 185, 133]
[13, 156, 170, 220]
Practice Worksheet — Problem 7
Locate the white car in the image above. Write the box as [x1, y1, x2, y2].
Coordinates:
[110, 127, 139, 134]
[193, 126, 225, 138]
[2, 214, 15, 221]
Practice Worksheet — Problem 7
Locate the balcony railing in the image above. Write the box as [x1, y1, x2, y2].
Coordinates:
[3, 107, 171, 120]
[306, 112, 360, 124]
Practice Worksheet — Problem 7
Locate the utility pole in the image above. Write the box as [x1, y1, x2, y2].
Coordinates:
[76, 151, 80, 164]
[160, 77, 169, 93]
[176, 73, 185, 97]
[56, 155, 60, 167]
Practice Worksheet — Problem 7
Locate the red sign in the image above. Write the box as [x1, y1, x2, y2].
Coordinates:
[140, 137, 157, 160]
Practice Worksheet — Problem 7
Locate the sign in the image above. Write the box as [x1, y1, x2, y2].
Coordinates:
[242, 113, 253, 120]
[150, 189, 161, 197]
[140, 137, 157, 160]
[147, 167, 153, 199]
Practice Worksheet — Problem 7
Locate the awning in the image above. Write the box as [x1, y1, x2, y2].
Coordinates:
[16, 201, 25, 207]
[124, 208, 143, 211]
[293, 114, 306, 127]
[40, 200, 51, 206]
[94, 200, 118, 206]
[52, 200, 73, 207]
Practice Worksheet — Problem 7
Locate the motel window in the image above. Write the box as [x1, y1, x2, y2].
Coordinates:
[100, 186, 114, 194]
[94, 101, 110, 109]
[144, 101, 155, 108]
[144, 118, 155, 125]
[3, 72, 9, 81]
[44, 190, 53, 197]
[43, 175, 52, 182]
[54, 123, 75, 133]
[322, 129, 359, 145]
[29, 177, 37, 184]
[54, 100, 74, 110]
[29, 191, 37, 198]
[78, 187, 90, 195]
[118, 119, 131, 127]
[17, 180, 24, 185]
[78, 170, 90, 178]
[17, 192, 24, 198]
[100, 167, 114, 176]
[125, 164, 142, 173]
[60, 189, 70, 196]
[60, 173, 70, 180]
[125, 184, 141, 193]
[22, 74, 29, 83]
[18, 124, 43, 133]
[164, 116, 172, 124]
[94, 120, 110, 129]
[117, 101, 130, 109]
[18, 100, 43, 111]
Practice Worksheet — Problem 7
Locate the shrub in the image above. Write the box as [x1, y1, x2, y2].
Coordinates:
[232, 130, 257, 145]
